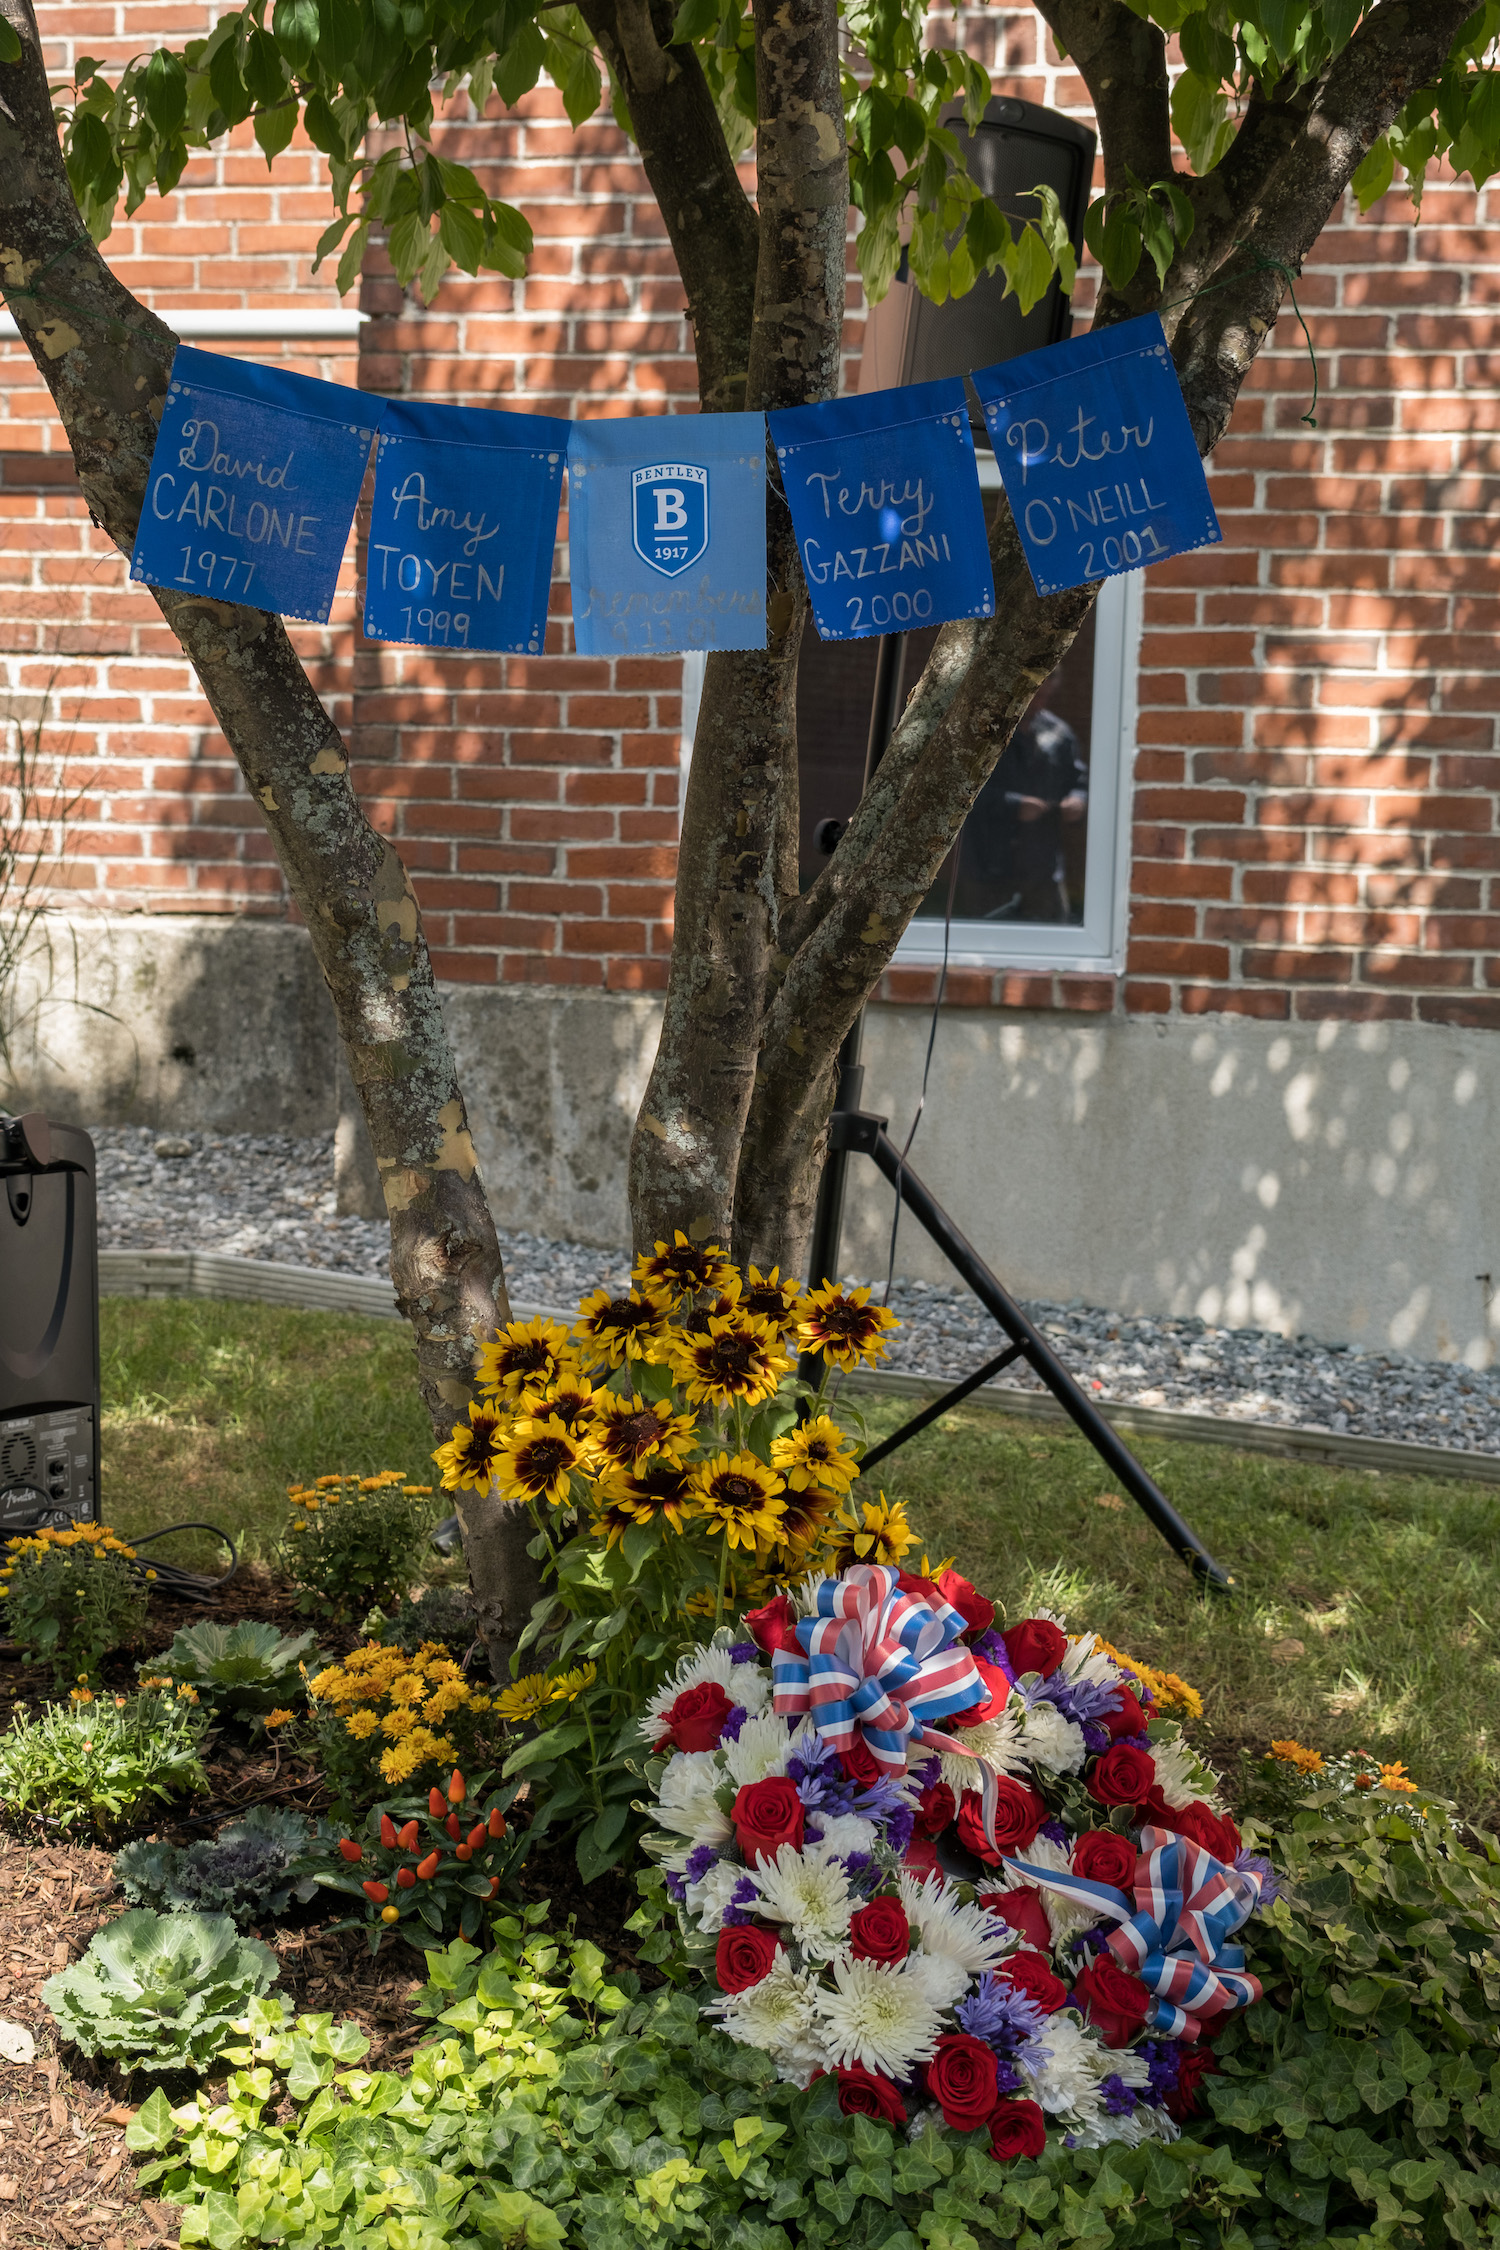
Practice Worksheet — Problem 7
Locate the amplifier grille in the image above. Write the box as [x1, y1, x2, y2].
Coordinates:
[0, 1428, 39, 1484]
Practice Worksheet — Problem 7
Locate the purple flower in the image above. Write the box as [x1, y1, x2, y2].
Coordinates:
[664, 1871, 687, 1903]
[684, 1843, 718, 1886]
[729, 1643, 759, 1664]
[720, 1705, 749, 1743]
[957, 1972, 1046, 2058]
[1236, 1849, 1279, 1903]
[721, 1873, 760, 1926]
[1069, 1928, 1108, 1958]
[1040, 1818, 1069, 1849]
[993, 2058, 1023, 2097]
[1045, 1673, 1121, 1727]
[1080, 1720, 1109, 1756]
[971, 1629, 1013, 1680]
[1100, 2073, 1138, 2117]
[1141, 2040, 1181, 2104]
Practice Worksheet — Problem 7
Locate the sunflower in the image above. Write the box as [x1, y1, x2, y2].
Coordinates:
[597, 1456, 700, 1534]
[825, 1491, 917, 1570]
[476, 1316, 572, 1402]
[670, 1313, 790, 1408]
[740, 1263, 802, 1335]
[797, 1282, 900, 1370]
[693, 1451, 788, 1551]
[634, 1231, 738, 1307]
[592, 1390, 699, 1472]
[573, 1287, 675, 1369]
[495, 1415, 595, 1508]
[770, 1414, 860, 1494]
[773, 1484, 844, 1556]
[432, 1401, 508, 1491]
[516, 1364, 597, 1432]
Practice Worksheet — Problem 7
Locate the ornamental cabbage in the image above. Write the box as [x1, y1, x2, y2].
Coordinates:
[42, 1908, 278, 2073]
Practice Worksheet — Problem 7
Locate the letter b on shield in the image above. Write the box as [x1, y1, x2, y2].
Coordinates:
[632, 463, 708, 578]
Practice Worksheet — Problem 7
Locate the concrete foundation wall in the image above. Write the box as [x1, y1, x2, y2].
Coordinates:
[12, 914, 1498, 1365]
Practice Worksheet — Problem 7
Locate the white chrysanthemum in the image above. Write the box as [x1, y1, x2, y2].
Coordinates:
[641, 1642, 772, 1738]
[654, 1750, 732, 1847]
[898, 1870, 1015, 1976]
[810, 1811, 879, 1860]
[1020, 2012, 1102, 2113]
[999, 1834, 1101, 1942]
[1058, 1635, 1120, 1692]
[1146, 1732, 1216, 1812]
[1073, 2101, 1180, 2150]
[936, 1703, 1027, 1795]
[684, 1858, 749, 1934]
[749, 1841, 855, 1959]
[901, 1948, 971, 2013]
[710, 1958, 829, 2084]
[722, 1711, 802, 1787]
[1016, 1699, 1087, 1777]
[816, 1956, 944, 2078]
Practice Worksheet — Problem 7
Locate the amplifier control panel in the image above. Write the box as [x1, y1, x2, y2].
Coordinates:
[0, 1407, 97, 1531]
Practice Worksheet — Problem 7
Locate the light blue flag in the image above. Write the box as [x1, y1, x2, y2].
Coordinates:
[566, 413, 767, 654]
[970, 314, 1221, 597]
[130, 347, 381, 623]
[364, 400, 566, 654]
[768, 378, 995, 641]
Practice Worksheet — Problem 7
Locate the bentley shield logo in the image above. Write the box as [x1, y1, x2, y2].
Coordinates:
[632, 463, 708, 578]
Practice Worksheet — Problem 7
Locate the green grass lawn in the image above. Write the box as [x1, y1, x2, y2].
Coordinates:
[98, 1297, 1500, 1823]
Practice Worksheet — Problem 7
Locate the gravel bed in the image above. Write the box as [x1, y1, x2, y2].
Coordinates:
[89, 1124, 1500, 1456]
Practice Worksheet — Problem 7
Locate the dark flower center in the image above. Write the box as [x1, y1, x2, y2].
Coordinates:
[518, 1438, 572, 1482]
[596, 1296, 658, 1336]
[714, 1475, 761, 1506]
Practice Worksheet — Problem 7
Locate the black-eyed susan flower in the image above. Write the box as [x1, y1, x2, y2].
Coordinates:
[586, 1488, 647, 1551]
[692, 1451, 788, 1551]
[826, 1491, 917, 1569]
[797, 1282, 900, 1370]
[740, 1263, 802, 1334]
[573, 1286, 674, 1369]
[774, 1484, 844, 1556]
[516, 1363, 596, 1432]
[597, 1456, 699, 1534]
[634, 1230, 737, 1307]
[591, 1390, 698, 1472]
[670, 1314, 790, 1409]
[432, 1401, 508, 1491]
[495, 1414, 593, 1508]
[770, 1413, 860, 1494]
[476, 1316, 572, 1402]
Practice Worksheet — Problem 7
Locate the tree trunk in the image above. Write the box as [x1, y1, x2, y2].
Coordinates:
[0, 0, 539, 1671]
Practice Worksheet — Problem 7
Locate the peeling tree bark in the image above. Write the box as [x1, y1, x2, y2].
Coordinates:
[0, 0, 539, 1673]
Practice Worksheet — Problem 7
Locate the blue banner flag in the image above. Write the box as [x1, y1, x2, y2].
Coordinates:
[364, 401, 566, 655]
[767, 379, 994, 642]
[970, 314, 1220, 597]
[566, 413, 767, 655]
[130, 347, 381, 623]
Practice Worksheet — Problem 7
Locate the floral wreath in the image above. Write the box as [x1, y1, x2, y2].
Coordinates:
[637, 1561, 1271, 2159]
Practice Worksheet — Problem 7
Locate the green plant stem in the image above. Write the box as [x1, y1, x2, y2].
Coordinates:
[714, 1526, 731, 1629]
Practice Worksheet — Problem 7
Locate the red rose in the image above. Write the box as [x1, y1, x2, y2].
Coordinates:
[838, 1735, 881, 1787]
[849, 1896, 910, 1965]
[988, 2098, 1047, 2163]
[979, 1884, 1052, 1954]
[903, 1833, 942, 1878]
[1072, 1955, 1153, 2047]
[955, 1777, 1047, 1864]
[1071, 1829, 1138, 1892]
[1087, 1741, 1157, 1808]
[835, 2063, 907, 2124]
[1003, 1617, 1067, 1680]
[732, 1777, 805, 1866]
[1165, 2043, 1220, 2122]
[743, 1594, 801, 1655]
[949, 1656, 1009, 1729]
[895, 1571, 946, 1608]
[914, 1778, 956, 1839]
[994, 1951, 1069, 2014]
[657, 1680, 734, 1754]
[927, 2033, 1001, 2133]
[1149, 1796, 1242, 1862]
[935, 1568, 996, 1639]
[715, 1924, 781, 1993]
[1101, 1683, 1147, 1740]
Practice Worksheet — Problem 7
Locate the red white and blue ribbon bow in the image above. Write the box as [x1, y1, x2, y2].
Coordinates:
[1003, 1825, 1263, 2041]
[771, 1564, 989, 1775]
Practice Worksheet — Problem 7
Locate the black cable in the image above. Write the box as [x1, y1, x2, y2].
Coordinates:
[126, 1520, 238, 1600]
[882, 840, 961, 1307]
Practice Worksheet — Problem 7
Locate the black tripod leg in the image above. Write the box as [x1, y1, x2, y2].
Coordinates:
[867, 1125, 1233, 1593]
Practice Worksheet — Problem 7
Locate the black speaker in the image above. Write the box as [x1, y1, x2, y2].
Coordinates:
[859, 95, 1097, 407]
[0, 1112, 100, 1533]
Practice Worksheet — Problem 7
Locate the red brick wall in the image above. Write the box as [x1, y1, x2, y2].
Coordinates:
[10, 5, 1500, 1031]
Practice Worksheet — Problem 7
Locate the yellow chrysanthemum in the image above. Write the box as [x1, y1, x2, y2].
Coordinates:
[591, 1390, 698, 1473]
[826, 1492, 916, 1570]
[495, 1414, 594, 1508]
[496, 1672, 558, 1723]
[796, 1282, 899, 1371]
[263, 1708, 295, 1731]
[670, 1314, 790, 1409]
[693, 1452, 788, 1552]
[1269, 1738, 1325, 1774]
[1092, 1636, 1205, 1723]
[476, 1316, 573, 1402]
[1376, 1760, 1418, 1793]
[633, 1231, 738, 1307]
[771, 1415, 860, 1495]
[432, 1401, 509, 1492]
[573, 1286, 675, 1370]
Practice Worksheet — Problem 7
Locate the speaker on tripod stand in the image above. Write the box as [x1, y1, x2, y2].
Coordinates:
[0, 1112, 101, 1533]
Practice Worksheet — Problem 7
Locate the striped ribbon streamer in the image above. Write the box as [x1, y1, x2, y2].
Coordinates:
[1004, 1825, 1264, 2040]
